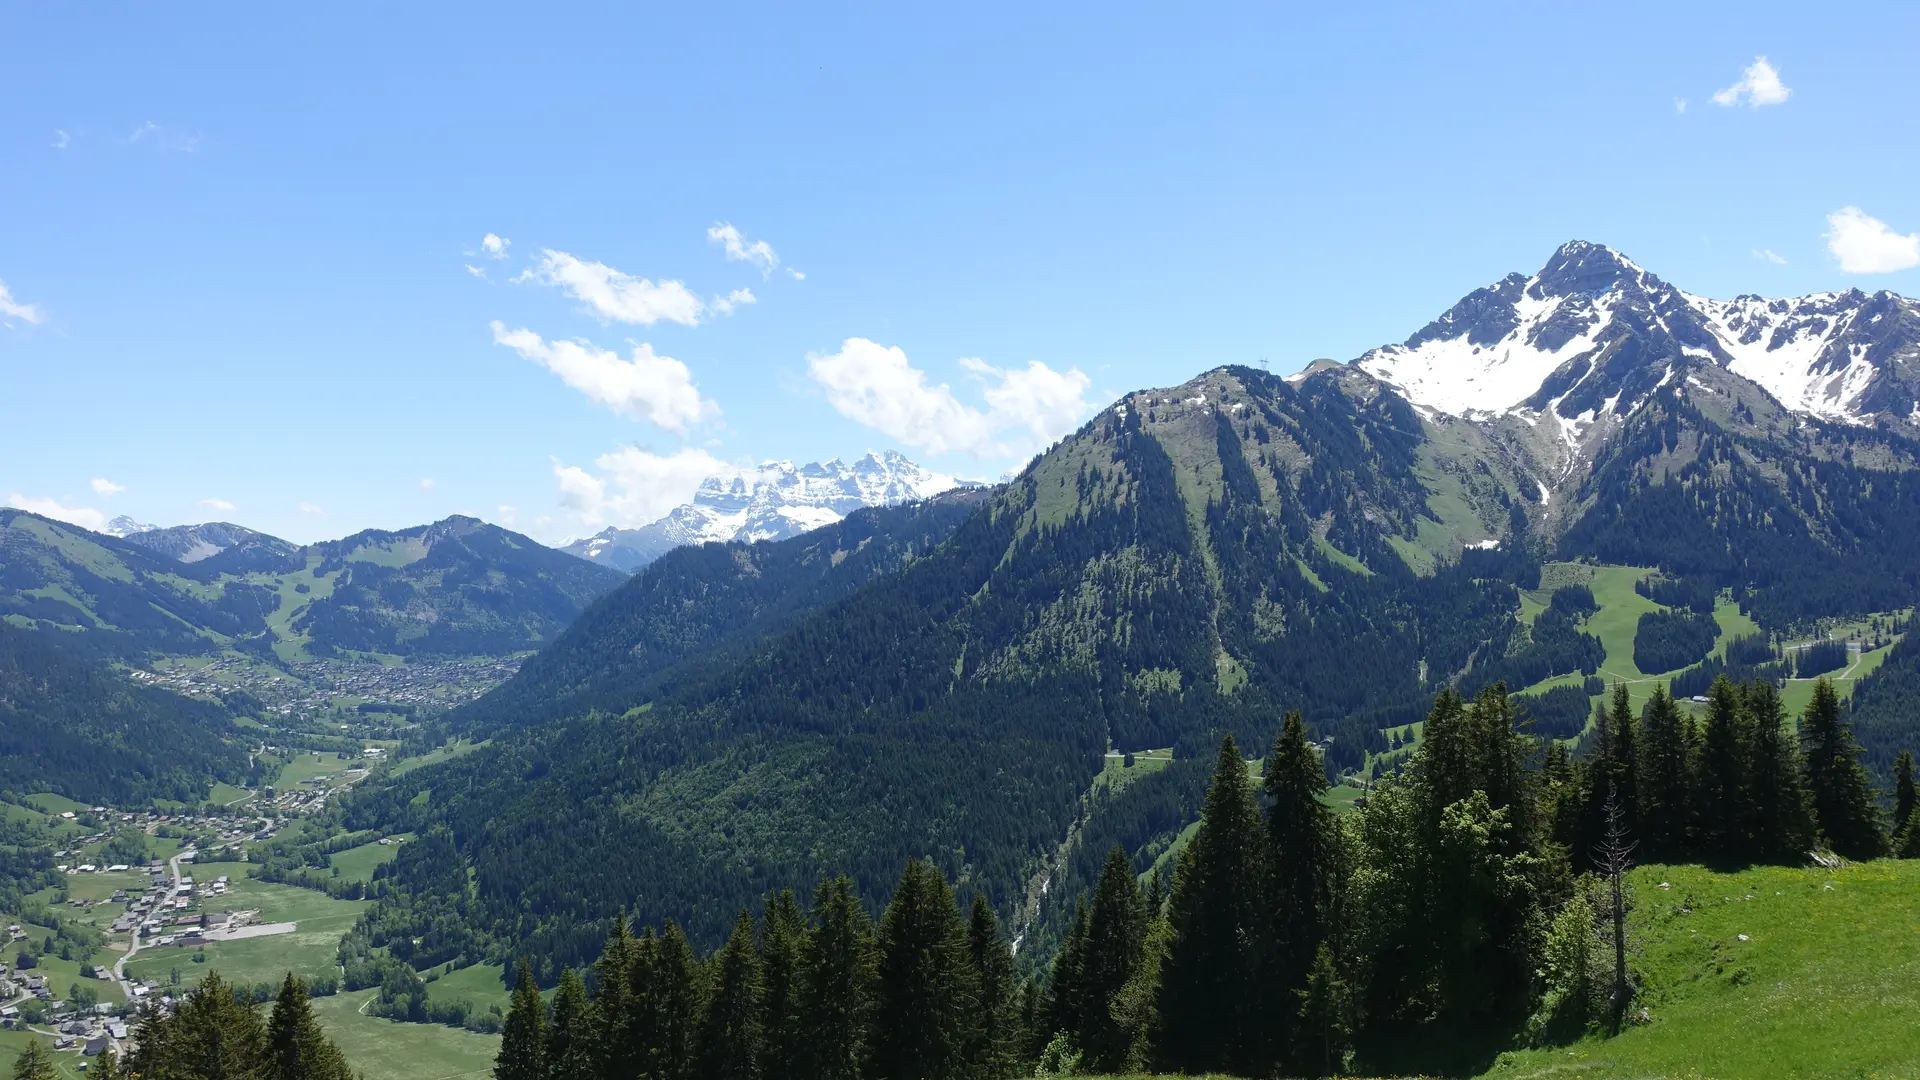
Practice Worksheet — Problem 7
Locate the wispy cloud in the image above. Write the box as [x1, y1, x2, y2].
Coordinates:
[1673, 97, 1688, 115]
[419, 477, 436, 491]
[127, 121, 202, 153]
[0, 281, 44, 327]
[52, 129, 70, 149]
[708, 223, 781, 277]
[298, 501, 326, 516]
[465, 264, 488, 280]
[492, 322, 716, 434]
[807, 338, 1092, 457]
[200, 497, 236, 512]
[517, 250, 709, 327]
[481, 233, 510, 259]
[1753, 249, 1788, 265]
[1826, 207, 1920, 274]
[8, 494, 107, 531]
[1713, 57, 1791, 108]
[709, 288, 756, 317]
[91, 478, 126, 496]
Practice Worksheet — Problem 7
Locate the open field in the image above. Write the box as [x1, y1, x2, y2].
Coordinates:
[122, 879, 365, 990]
[328, 838, 402, 883]
[273, 751, 360, 788]
[1483, 858, 1920, 1079]
[425, 962, 511, 1012]
[386, 738, 488, 779]
[312, 990, 501, 1080]
[0, 1031, 90, 1080]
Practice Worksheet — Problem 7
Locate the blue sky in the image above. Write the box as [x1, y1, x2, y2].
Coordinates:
[5, 1, 1919, 544]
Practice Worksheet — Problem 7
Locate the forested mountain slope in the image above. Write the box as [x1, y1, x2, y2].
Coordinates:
[0, 620, 248, 803]
[0, 510, 625, 662]
[343, 243, 1920, 979]
[453, 488, 990, 735]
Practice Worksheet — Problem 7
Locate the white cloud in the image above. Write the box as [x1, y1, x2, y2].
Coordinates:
[708, 223, 780, 276]
[419, 477, 436, 491]
[0, 281, 44, 326]
[298, 501, 326, 516]
[127, 121, 202, 153]
[1712, 56, 1791, 108]
[1673, 97, 1688, 115]
[710, 288, 756, 317]
[517, 250, 708, 327]
[492, 322, 715, 433]
[6, 494, 106, 531]
[481, 233, 510, 259]
[465, 264, 488, 280]
[553, 446, 733, 529]
[52, 130, 70, 149]
[495, 505, 518, 527]
[1753, 248, 1788, 265]
[1825, 207, 1920, 274]
[90, 478, 126, 496]
[807, 338, 1093, 457]
[200, 497, 236, 512]
[788, 268, 807, 281]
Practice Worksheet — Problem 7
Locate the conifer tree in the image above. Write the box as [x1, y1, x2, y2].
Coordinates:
[1743, 680, 1817, 862]
[1042, 900, 1089, 1046]
[1581, 684, 1639, 868]
[1636, 685, 1693, 860]
[698, 911, 765, 1080]
[1294, 942, 1351, 1079]
[547, 968, 597, 1080]
[1155, 734, 1267, 1076]
[268, 973, 354, 1080]
[592, 917, 640, 1080]
[162, 971, 269, 1080]
[8, 1040, 54, 1080]
[759, 890, 807, 1080]
[1696, 676, 1752, 859]
[497, 959, 548, 1080]
[1801, 678, 1886, 860]
[1076, 847, 1145, 1073]
[92, 1046, 120, 1080]
[1893, 750, 1917, 838]
[799, 875, 876, 1080]
[965, 893, 1021, 1079]
[872, 860, 980, 1080]
[1264, 711, 1342, 1072]
[641, 921, 706, 1080]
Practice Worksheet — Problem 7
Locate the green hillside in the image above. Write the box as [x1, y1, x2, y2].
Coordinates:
[0, 510, 625, 664]
[1485, 860, 1920, 1080]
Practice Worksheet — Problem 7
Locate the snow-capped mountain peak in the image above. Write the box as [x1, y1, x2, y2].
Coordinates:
[1356, 241, 1920, 426]
[104, 514, 159, 537]
[561, 451, 975, 572]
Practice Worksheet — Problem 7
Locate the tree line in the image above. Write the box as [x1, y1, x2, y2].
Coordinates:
[487, 674, 1906, 1079]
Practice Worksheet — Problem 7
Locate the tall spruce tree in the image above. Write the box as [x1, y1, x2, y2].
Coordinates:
[8, 1041, 54, 1080]
[1155, 734, 1268, 1076]
[966, 893, 1021, 1079]
[1800, 678, 1886, 860]
[800, 875, 876, 1080]
[268, 973, 354, 1080]
[1581, 684, 1639, 870]
[156, 971, 269, 1080]
[1743, 680, 1817, 863]
[1264, 711, 1342, 1073]
[640, 921, 706, 1080]
[872, 860, 980, 1080]
[1042, 900, 1089, 1048]
[1893, 750, 1917, 838]
[1636, 685, 1693, 860]
[1076, 847, 1146, 1073]
[497, 959, 548, 1080]
[547, 968, 597, 1080]
[592, 917, 641, 1080]
[698, 911, 765, 1080]
[1696, 676, 1753, 859]
[759, 890, 807, 1080]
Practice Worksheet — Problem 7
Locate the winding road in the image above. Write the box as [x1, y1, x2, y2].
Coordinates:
[109, 848, 193, 1000]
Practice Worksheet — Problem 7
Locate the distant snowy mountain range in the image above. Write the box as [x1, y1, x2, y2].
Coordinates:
[1355, 240, 1920, 426]
[106, 517, 297, 564]
[560, 451, 975, 572]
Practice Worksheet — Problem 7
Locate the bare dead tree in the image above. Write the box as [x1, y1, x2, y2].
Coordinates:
[1592, 782, 1637, 1033]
